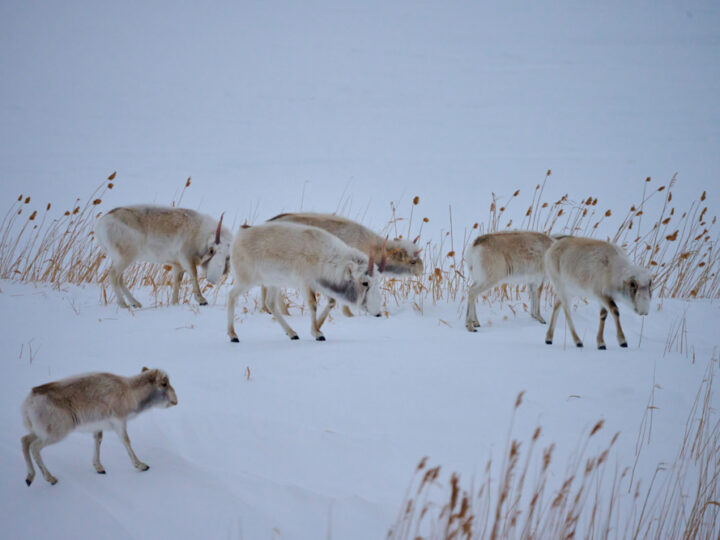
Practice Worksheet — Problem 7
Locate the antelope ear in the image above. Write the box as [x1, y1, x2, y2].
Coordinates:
[141, 366, 149, 372]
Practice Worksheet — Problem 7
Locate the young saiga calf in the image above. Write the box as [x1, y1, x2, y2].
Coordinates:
[21, 368, 178, 486]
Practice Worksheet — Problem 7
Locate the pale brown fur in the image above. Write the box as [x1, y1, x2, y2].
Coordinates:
[264, 212, 422, 316]
[227, 222, 381, 342]
[465, 231, 553, 332]
[96, 205, 231, 308]
[544, 236, 652, 349]
[21, 368, 178, 485]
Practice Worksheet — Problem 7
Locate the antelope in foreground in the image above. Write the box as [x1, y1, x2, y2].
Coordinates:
[544, 236, 652, 349]
[227, 222, 382, 342]
[21, 368, 178, 486]
[465, 231, 553, 332]
[96, 205, 231, 308]
[263, 212, 423, 317]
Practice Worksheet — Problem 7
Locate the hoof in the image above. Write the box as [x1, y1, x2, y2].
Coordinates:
[230, 337, 239, 343]
[473, 322, 481, 328]
[598, 345, 607, 350]
[576, 342, 584, 348]
[25, 478, 32, 486]
[47, 477, 58, 485]
[545, 340, 552, 345]
[199, 301, 208, 306]
[97, 470, 106, 475]
[316, 336, 326, 341]
[290, 335, 299, 340]
[137, 464, 149, 471]
[620, 342, 628, 348]
[375, 313, 382, 317]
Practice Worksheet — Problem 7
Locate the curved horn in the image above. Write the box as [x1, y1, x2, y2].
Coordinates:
[413, 234, 420, 244]
[379, 236, 388, 273]
[413, 249, 422, 257]
[215, 212, 224, 244]
[367, 251, 375, 277]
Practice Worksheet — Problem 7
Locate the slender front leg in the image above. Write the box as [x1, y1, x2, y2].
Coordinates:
[316, 297, 336, 329]
[341, 305, 354, 317]
[267, 295, 299, 340]
[227, 284, 247, 342]
[171, 264, 184, 304]
[182, 256, 207, 305]
[597, 307, 608, 350]
[93, 431, 106, 474]
[545, 299, 562, 344]
[529, 282, 546, 324]
[22, 433, 37, 486]
[305, 287, 325, 341]
[602, 295, 627, 347]
[112, 420, 148, 471]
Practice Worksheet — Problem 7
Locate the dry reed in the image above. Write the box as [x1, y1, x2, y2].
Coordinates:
[0, 172, 717, 309]
[388, 358, 720, 540]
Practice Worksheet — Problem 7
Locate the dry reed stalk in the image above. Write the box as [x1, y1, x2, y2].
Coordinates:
[1, 173, 718, 311]
[388, 357, 720, 540]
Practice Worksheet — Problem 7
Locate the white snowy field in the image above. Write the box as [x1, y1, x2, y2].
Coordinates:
[2, 0, 720, 538]
[1, 1, 719, 230]
[0, 281, 717, 539]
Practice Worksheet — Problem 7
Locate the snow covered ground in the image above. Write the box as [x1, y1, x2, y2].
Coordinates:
[0, 282, 717, 539]
[1, 0, 720, 538]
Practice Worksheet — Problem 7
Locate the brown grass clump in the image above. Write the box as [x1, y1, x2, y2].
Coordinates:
[0, 171, 718, 308]
[388, 358, 720, 539]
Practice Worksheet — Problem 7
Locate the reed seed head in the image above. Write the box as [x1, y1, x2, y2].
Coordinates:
[108, 171, 117, 180]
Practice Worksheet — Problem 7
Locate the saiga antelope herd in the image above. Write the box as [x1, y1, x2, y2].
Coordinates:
[21, 204, 652, 485]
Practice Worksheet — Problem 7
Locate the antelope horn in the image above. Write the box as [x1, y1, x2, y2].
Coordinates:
[215, 212, 224, 244]
[379, 236, 388, 273]
[413, 234, 420, 244]
[367, 251, 375, 277]
[413, 249, 422, 257]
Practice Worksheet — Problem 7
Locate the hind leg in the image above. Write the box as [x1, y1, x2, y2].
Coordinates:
[93, 431, 106, 474]
[109, 264, 130, 308]
[529, 282, 546, 324]
[465, 280, 495, 332]
[30, 437, 58, 485]
[111, 260, 142, 308]
[171, 264, 184, 304]
[342, 305, 354, 317]
[227, 283, 249, 342]
[22, 433, 37, 486]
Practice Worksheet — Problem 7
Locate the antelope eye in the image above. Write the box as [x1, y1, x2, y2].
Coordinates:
[630, 280, 637, 289]
[161, 381, 168, 388]
[410, 260, 416, 264]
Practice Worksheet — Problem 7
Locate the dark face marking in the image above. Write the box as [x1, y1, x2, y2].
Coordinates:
[136, 388, 163, 413]
[317, 278, 359, 304]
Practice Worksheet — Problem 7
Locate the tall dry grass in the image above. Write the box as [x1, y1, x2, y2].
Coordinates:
[387, 358, 720, 540]
[0, 171, 717, 308]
